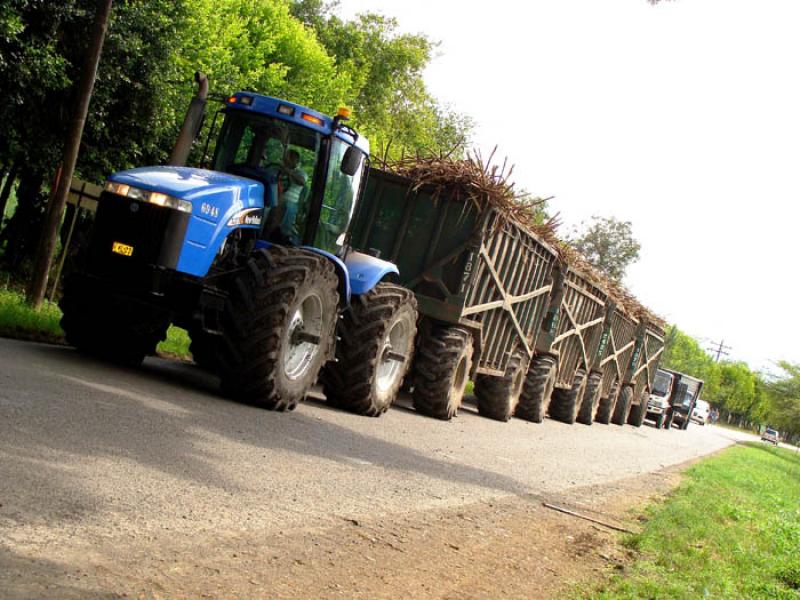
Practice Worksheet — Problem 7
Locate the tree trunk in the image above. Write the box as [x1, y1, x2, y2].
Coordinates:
[27, 0, 113, 308]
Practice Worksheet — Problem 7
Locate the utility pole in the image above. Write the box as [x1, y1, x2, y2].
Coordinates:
[707, 339, 731, 362]
[26, 0, 113, 308]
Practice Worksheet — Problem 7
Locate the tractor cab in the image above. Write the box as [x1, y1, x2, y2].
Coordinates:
[212, 93, 369, 256]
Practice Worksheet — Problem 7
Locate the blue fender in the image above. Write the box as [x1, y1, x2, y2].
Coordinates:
[344, 251, 399, 296]
[254, 241, 351, 305]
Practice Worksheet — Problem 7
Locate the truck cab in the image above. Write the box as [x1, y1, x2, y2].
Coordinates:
[646, 368, 674, 428]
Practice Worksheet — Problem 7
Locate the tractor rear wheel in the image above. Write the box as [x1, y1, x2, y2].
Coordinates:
[474, 353, 526, 422]
[411, 325, 473, 420]
[323, 283, 417, 417]
[515, 355, 557, 423]
[216, 247, 338, 411]
[627, 389, 649, 427]
[59, 274, 169, 366]
[611, 385, 633, 426]
[549, 369, 588, 425]
[577, 371, 603, 425]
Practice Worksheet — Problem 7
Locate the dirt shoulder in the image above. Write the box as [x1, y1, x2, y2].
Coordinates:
[1, 458, 700, 600]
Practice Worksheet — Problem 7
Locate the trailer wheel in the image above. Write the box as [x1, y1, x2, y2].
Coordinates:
[655, 413, 665, 429]
[323, 283, 417, 417]
[663, 410, 674, 429]
[576, 372, 603, 425]
[189, 328, 218, 371]
[475, 353, 526, 422]
[594, 381, 618, 425]
[410, 325, 474, 420]
[59, 274, 169, 365]
[549, 369, 588, 425]
[611, 385, 633, 426]
[515, 355, 557, 423]
[627, 389, 649, 427]
[216, 247, 338, 411]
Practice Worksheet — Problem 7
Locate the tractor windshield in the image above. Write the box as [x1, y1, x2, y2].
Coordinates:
[314, 138, 365, 254]
[212, 110, 322, 245]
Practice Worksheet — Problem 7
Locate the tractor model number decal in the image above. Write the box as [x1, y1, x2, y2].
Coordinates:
[201, 203, 220, 219]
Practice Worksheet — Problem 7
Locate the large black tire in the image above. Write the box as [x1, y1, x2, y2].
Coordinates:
[576, 371, 603, 425]
[189, 328, 218, 371]
[411, 325, 474, 420]
[515, 355, 557, 423]
[594, 382, 619, 425]
[323, 283, 417, 417]
[655, 413, 665, 429]
[627, 389, 649, 427]
[611, 385, 633, 426]
[474, 353, 526, 422]
[663, 409, 675, 430]
[549, 369, 588, 425]
[216, 247, 338, 411]
[59, 274, 169, 365]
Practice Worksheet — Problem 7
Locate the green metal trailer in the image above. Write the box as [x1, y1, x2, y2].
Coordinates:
[609, 320, 666, 427]
[578, 305, 639, 425]
[515, 265, 610, 425]
[351, 167, 558, 421]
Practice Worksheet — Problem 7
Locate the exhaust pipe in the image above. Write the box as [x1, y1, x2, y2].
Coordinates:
[168, 71, 209, 166]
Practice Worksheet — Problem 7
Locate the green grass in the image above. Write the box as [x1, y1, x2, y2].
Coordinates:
[0, 285, 191, 358]
[585, 443, 800, 599]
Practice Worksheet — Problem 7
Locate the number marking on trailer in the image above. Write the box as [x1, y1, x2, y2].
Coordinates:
[111, 242, 134, 257]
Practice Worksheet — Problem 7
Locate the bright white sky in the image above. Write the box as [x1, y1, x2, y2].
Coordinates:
[338, 0, 799, 373]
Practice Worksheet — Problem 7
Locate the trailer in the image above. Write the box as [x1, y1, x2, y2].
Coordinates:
[608, 320, 666, 427]
[580, 305, 639, 425]
[351, 167, 558, 421]
[515, 266, 610, 425]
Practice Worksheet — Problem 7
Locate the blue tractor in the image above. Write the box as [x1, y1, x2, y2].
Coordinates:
[60, 79, 418, 416]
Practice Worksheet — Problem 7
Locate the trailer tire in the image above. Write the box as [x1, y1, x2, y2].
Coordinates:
[627, 389, 649, 427]
[655, 413, 665, 429]
[664, 410, 674, 429]
[475, 353, 526, 422]
[611, 385, 633, 426]
[323, 283, 417, 417]
[549, 369, 588, 425]
[515, 355, 557, 423]
[216, 247, 338, 411]
[594, 382, 619, 425]
[59, 274, 169, 365]
[411, 325, 473, 420]
[576, 371, 603, 425]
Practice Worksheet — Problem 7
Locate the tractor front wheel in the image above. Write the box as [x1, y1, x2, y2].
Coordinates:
[216, 247, 338, 411]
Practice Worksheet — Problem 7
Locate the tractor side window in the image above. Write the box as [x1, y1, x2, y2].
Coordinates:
[313, 139, 364, 255]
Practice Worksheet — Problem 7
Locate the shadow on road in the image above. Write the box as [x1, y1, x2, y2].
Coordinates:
[1, 343, 530, 529]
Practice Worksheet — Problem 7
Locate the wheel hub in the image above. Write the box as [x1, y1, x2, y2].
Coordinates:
[283, 293, 324, 381]
[376, 318, 409, 393]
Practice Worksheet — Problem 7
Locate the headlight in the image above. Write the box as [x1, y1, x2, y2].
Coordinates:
[104, 181, 192, 214]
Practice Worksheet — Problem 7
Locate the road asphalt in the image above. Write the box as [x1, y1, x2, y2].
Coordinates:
[0, 337, 769, 596]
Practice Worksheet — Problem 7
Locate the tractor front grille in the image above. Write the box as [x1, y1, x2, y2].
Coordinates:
[86, 191, 190, 282]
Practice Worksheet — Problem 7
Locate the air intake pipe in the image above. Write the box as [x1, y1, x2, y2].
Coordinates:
[168, 71, 209, 166]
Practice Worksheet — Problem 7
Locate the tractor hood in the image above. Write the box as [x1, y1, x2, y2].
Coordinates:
[107, 166, 263, 206]
[106, 166, 265, 277]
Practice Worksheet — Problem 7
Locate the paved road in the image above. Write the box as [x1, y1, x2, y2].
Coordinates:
[0, 337, 758, 594]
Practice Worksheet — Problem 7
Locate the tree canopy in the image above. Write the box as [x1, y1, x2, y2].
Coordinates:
[568, 216, 641, 282]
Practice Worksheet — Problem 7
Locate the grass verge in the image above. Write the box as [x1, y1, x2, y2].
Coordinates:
[0, 286, 191, 358]
[586, 443, 800, 599]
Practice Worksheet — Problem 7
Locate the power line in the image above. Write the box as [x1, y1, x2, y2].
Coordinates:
[707, 339, 732, 362]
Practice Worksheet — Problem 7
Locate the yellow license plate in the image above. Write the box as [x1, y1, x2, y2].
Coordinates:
[111, 241, 134, 257]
